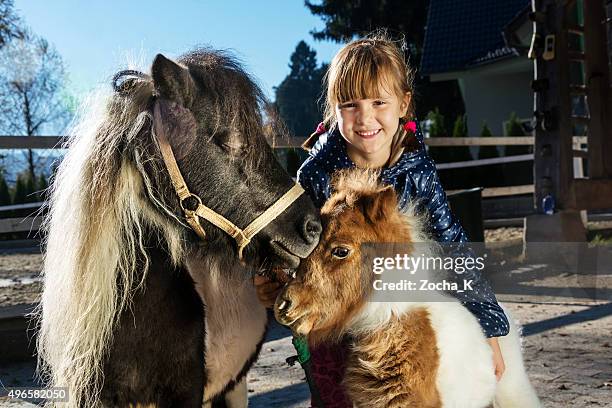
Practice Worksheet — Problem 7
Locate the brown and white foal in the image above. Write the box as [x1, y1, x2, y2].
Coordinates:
[275, 169, 540, 408]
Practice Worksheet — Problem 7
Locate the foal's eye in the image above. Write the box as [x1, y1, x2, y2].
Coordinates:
[331, 246, 351, 259]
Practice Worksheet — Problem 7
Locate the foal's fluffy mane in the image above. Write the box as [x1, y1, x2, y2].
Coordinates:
[35, 76, 185, 407]
[330, 168, 431, 243]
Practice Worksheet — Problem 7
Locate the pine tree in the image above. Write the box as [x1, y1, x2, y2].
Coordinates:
[13, 173, 27, 204]
[25, 172, 36, 203]
[504, 112, 531, 156]
[477, 122, 503, 187]
[427, 108, 446, 138]
[451, 115, 472, 162]
[275, 41, 326, 138]
[427, 108, 451, 163]
[12, 171, 36, 204]
[36, 172, 48, 201]
[477, 122, 499, 160]
[0, 171, 10, 206]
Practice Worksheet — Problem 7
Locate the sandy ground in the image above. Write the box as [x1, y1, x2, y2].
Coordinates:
[0, 232, 611, 407]
[0, 251, 42, 307]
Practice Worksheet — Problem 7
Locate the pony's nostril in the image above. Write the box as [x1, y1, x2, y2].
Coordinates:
[278, 298, 291, 312]
[302, 215, 322, 244]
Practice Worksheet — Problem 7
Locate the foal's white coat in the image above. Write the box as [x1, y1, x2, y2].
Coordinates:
[352, 286, 541, 408]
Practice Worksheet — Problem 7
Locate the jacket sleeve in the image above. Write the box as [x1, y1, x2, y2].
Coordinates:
[421, 158, 510, 338]
[296, 156, 330, 209]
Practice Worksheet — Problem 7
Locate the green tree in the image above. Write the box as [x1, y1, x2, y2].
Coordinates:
[304, 0, 465, 122]
[477, 122, 502, 187]
[427, 108, 451, 163]
[12, 171, 36, 204]
[12, 173, 27, 204]
[451, 115, 472, 162]
[477, 122, 499, 160]
[0, 170, 10, 206]
[275, 41, 326, 138]
[36, 172, 48, 201]
[306, 0, 429, 49]
[504, 112, 531, 156]
[427, 108, 446, 138]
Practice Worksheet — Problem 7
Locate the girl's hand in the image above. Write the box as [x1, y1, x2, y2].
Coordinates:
[487, 337, 506, 381]
[253, 275, 283, 309]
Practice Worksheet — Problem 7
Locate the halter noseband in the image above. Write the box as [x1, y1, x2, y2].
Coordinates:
[153, 102, 305, 261]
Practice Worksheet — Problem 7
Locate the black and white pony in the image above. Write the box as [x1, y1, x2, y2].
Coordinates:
[36, 49, 321, 407]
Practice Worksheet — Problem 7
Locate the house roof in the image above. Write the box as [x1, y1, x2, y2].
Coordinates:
[421, 0, 530, 75]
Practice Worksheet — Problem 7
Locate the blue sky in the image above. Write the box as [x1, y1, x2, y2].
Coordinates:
[14, 0, 343, 100]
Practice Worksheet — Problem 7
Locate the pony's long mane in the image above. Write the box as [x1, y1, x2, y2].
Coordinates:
[35, 75, 185, 407]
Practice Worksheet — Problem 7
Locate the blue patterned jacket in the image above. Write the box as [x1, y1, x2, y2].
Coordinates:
[296, 125, 509, 338]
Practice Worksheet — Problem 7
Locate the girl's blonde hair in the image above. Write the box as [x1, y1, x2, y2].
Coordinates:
[323, 31, 415, 129]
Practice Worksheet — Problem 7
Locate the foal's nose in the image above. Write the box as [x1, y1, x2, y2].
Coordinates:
[301, 214, 322, 245]
[277, 297, 292, 312]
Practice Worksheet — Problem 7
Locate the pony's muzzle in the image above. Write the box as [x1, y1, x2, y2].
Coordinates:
[277, 298, 291, 312]
[274, 291, 298, 326]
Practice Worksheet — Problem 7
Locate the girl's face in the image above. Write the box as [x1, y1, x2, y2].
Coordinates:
[335, 87, 410, 165]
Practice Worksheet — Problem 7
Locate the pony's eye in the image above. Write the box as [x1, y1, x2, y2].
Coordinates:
[331, 246, 350, 259]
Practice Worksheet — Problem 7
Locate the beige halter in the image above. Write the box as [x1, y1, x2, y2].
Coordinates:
[155, 117, 305, 261]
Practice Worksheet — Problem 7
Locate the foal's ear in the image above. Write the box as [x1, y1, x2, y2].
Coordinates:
[153, 98, 197, 161]
[151, 54, 196, 107]
[360, 186, 397, 224]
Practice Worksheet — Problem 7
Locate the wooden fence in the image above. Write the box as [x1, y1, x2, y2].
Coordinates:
[0, 134, 549, 234]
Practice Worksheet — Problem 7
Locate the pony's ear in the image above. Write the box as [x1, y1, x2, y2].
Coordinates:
[360, 186, 396, 224]
[151, 54, 196, 107]
[153, 98, 197, 161]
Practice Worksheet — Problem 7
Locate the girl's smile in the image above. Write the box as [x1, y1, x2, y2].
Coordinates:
[355, 129, 381, 138]
[335, 88, 410, 168]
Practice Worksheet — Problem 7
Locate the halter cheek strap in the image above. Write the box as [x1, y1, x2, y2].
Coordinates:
[154, 109, 305, 261]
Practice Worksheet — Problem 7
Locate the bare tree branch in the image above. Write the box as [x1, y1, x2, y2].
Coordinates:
[0, 31, 72, 178]
[0, 0, 25, 48]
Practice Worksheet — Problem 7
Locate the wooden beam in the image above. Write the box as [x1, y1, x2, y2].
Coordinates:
[583, 0, 612, 178]
[0, 202, 44, 213]
[436, 154, 533, 170]
[570, 179, 612, 210]
[481, 185, 535, 198]
[0, 136, 67, 149]
[424, 137, 533, 146]
[447, 185, 534, 198]
[572, 149, 588, 158]
[0, 215, 41, 234]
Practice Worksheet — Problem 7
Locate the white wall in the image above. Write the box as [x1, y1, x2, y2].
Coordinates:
[459, 70, 533, 137]
[432, 57, 534, 137]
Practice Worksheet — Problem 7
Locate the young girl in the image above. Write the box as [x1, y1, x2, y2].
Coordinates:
[255, 32, 509, 407]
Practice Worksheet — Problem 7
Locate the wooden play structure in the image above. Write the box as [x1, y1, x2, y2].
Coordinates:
[526, 0, 612, 241]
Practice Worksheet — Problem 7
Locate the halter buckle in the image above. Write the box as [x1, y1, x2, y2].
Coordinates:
[180, 193, 203, 212]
